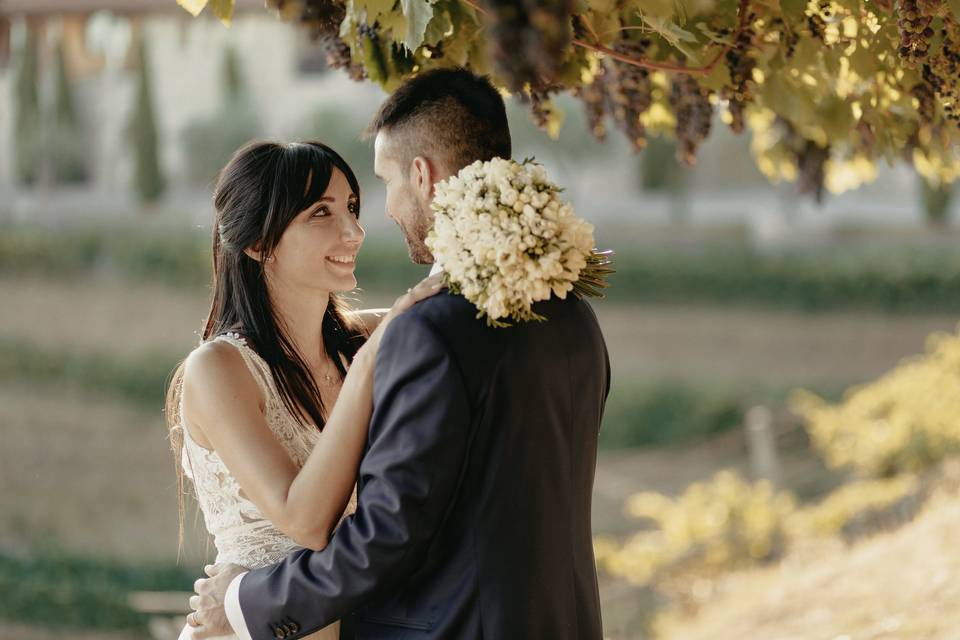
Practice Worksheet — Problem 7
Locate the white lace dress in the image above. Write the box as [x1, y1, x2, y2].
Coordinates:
[177, 333, 355, 640]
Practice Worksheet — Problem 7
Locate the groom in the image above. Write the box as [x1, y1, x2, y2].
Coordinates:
[189, 68, 610, 640]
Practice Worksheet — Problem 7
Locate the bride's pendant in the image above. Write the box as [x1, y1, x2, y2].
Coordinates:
[321, 372, 340, 386]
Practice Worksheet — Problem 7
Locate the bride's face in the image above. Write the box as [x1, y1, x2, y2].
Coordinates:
[263, 167, 364, 294]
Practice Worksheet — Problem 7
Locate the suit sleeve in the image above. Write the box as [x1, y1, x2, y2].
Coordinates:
[236, 312, 472, 640]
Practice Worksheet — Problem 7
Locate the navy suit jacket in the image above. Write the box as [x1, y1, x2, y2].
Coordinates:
[238, 291, 611, 639]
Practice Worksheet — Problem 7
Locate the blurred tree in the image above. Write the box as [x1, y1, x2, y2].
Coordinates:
[303, 103, 375, 183]
[13, 22, 40, 186]
[180, 45, 259, 186]
[52, 39, 89, 184]
[919, 175, 955, 228]
[641, 135, 690, 224]
[178, 0, 960, 202]
[128, 38, 166, 203]
[222, 44, 244, 98]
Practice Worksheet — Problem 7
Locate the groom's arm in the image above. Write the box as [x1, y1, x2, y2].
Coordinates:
[232, 310, 471, 640]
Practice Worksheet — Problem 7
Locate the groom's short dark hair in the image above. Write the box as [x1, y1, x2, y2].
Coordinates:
[364, 67, 511, 173]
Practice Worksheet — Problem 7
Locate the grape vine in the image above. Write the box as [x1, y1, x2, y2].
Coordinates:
[178, 0, 960, 199]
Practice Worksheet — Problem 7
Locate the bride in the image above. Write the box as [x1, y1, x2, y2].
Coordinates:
[165, 140, 443, 639]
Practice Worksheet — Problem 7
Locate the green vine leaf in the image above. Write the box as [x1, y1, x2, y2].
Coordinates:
[401, 0, 435, 52]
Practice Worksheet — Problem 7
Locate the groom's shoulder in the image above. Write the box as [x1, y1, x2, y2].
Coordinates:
[406, 290, 477, 328]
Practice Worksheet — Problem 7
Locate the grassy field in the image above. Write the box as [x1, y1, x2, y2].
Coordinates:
[2, 275, 958, 637]
[4, 276, 956, 387]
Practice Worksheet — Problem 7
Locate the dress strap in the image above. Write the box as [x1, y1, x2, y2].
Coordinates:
[212, 332, 276, 398]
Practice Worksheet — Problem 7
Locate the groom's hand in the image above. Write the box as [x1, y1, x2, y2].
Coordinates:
[187, 562, 247, 639]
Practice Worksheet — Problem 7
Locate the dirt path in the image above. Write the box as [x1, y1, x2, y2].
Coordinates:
[3, 277, 956, 390]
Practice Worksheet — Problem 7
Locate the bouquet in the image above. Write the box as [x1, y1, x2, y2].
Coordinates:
[426, 157, 614, 327]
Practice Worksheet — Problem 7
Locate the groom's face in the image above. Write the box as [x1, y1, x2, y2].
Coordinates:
[374, 131, 435, 265]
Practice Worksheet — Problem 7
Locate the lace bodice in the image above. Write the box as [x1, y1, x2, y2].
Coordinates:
[178, 333, 356, 569]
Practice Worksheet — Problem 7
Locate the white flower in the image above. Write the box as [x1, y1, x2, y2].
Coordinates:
[426, 158, 600, 326]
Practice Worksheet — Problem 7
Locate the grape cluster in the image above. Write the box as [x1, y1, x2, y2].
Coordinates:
[602, 40, 654, 151]
[265, 1, 364, 80]
[525, 89, 559, 131]
[669, 74, 714, 166]
[484, 0, 575, 91]
[912, 80, 937, 125]
[573, 70, 608, 142]
[266, 0, 345, 38]
[922, 18, 960, 125]
[358, 22, 389, 84]
[896, 0, 934, 66]
[722, 12, 758, 134]
[323, 37, 365, 81]
[917, 0, 949, 17]
[770, 17, 798, 59]
[806, 13, 827, 42]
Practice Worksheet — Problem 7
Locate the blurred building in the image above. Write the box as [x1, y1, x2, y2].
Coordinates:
[0, 0, 380, 218]
[0, 0, 936, 234]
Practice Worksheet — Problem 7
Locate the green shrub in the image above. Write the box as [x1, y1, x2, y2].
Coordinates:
[6, 226, 960, 313]
[600, 381, 746, 447]
[603, 246, 960, 311]
[0, 549, 190, 629]
[0, 337, 177, 409]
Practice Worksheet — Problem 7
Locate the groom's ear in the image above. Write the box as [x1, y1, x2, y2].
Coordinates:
[410, 156, 434, 198]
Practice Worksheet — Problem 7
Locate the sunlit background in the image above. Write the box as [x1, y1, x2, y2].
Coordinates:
[2, 1, 960, 639]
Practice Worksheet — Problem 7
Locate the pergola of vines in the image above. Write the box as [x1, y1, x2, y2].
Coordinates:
[178, 0, 960, 200]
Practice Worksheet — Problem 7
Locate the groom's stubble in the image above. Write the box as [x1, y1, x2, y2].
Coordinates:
[401, 191, 435, 265]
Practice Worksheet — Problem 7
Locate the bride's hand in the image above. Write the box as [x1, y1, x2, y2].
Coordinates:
[361, 273, 446, 358]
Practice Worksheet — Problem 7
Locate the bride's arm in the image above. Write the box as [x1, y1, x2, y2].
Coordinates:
[355, 308, 390, 335]
[182, 275, 444, 552]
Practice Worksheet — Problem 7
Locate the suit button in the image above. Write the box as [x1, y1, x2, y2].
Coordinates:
[274, 627, 286, 640]
[290, 622, 300, 633]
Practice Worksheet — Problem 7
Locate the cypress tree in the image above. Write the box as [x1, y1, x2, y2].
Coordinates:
[52, 39, 88, 183]
[13, 24, 40, 186]
[128, 38, 166, 203]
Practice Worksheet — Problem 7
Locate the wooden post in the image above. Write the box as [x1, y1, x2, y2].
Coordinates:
[128, 591, 192, 640]
[745, 405, 781, 489]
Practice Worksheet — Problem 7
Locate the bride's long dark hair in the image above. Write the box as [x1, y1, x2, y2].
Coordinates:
[165, 140, 368, 552]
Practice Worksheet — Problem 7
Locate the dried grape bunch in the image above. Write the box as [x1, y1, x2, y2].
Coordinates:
[722, 12, 758, 134]
[358, 21, 389, 84]
[669, 74, 714, 166]
[265, 0, 344, 36]
[265, 0, 361, 79]
[302, 0, 347, 38]
[573, 70, 608, 142]
[922, 17, 960, 125]
[911, 80, 937, 124]
[603, 40, 654, 151]
[806, 13, 827, 42]
[483, 0, 575, 91]
[524, 89, 557, 130]
[896, 0, 935, 66]
[323, 37, 365, 81]
[917, 0, 949, 17]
